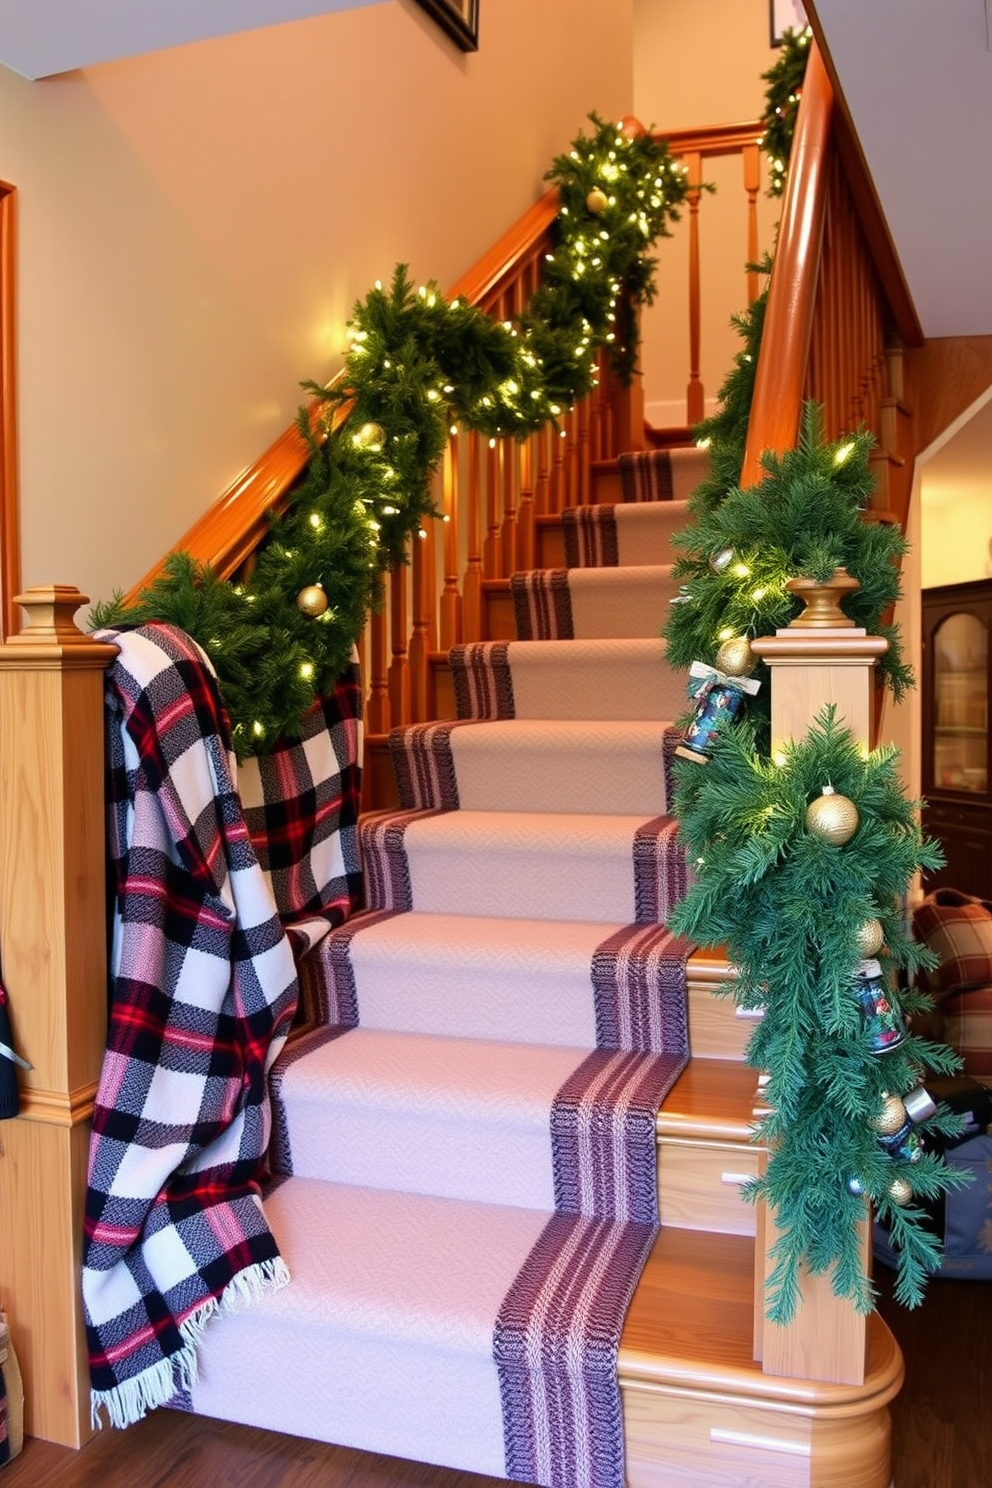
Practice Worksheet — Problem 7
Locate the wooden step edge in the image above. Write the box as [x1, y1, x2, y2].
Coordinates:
[686, 945, 737, 985]
[618, 1229, 903, 1412]
[657, 1058, 760, 1144]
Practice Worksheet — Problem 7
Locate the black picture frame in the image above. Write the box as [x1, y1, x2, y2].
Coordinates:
[770, 0, 807, 46]
[414, 0, 479, 52]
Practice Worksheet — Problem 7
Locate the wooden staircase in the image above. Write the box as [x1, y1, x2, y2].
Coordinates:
[0, 35, 924, 1488]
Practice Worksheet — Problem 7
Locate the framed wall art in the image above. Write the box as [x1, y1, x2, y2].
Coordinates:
[414, 0, 479, 52]
[770, 0, 807, 46]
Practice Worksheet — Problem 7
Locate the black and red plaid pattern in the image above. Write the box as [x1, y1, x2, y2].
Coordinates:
[83, 624, 362, 1428]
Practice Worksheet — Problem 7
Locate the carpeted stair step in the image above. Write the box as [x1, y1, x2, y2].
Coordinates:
[301, 909, 692, 1051]
[273, 1026, 596, 1207]
[562, 498, 691, 569]
[510, 563, 678, 640]
[618, 445, 711, 504]
[389, 718, 677, 816]
[450, 637, 688, 723]
[359, 806, 689, 923]
[185, 1175, 550, 1476]
[589, 444, 710, 504]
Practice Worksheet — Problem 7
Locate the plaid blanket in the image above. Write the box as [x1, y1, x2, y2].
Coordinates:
[82, 624, 362, 1428]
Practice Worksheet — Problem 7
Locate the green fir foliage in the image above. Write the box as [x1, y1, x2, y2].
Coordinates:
[761, 26, 812, 197]
[663, 404, 912, 748]
[667, 708, 966, 1320]
[97, 115, 691, 754]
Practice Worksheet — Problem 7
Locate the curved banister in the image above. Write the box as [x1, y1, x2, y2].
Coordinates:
[740, 40, 834, 487]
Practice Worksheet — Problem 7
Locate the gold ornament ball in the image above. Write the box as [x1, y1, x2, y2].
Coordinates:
[353, 421, 386, 451]
[586, 187, 609, 215]
[297, 583, 329, 618]
[715, 635, 755, 678]
[619, 115, 647, 140]
[856, 917, 885, 958]
[888, 1177, 914, 1207]
[871, 1094, 907, 1137]
[805, 787, 859, 846]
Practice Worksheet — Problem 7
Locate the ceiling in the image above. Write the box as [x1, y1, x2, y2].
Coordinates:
[0, 0, 382, 81]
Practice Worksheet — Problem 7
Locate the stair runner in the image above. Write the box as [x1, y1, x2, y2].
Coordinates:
[183, 460, 704, 1487]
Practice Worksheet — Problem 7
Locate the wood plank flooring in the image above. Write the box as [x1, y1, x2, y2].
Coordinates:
[3, 1264, 987, 1488]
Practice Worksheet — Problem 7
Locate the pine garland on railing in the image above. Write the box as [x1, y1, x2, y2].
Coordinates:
[760, 26, 812, 197]
[667, 709, 967, 1319]
[93, 113, 691, 756]
[663, 404, 912, 751]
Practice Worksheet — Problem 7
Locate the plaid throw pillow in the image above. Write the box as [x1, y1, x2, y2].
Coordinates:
[913, 888, 992, 997]
[941, 986, 992, 1080]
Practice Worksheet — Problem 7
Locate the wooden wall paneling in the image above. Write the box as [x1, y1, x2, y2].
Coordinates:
[0, 183, 21, 641]
[0, 587, 118, 1445]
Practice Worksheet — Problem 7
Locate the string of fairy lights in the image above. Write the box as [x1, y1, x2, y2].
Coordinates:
[94, 113, 691, 752]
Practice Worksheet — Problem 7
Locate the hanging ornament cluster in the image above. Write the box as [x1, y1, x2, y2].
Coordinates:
[675, 656, 760, 765]
[667, 706, 966, 1320]
[662, 405, 915, 762]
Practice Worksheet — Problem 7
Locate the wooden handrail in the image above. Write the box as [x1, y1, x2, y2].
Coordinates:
[740, 42, 834, 485]
[656, 120, 765, 158]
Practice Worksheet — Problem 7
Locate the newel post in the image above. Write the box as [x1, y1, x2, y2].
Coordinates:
[750, 583, 888, 1387]
[0, 587, 117, 1445]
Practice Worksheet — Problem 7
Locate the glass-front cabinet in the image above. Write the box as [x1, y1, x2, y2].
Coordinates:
[922, 580, 992, 899]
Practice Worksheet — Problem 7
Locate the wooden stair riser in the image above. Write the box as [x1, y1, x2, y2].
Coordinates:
[657, 1137, 759, 1237]
[620, 1381, 896, 1488]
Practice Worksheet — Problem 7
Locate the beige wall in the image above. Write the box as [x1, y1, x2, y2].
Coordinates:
[633, 0, 785, 428]
[0, 0, 633, 612]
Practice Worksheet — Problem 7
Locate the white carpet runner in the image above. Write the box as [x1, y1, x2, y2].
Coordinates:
[183, 452, 701, 1487]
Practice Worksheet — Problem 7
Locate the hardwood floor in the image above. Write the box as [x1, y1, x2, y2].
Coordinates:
[4, 1266, 988, 1488]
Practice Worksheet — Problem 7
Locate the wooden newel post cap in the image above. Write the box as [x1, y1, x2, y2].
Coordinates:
[785, 566, 860, 629]
[8, 585, 93, 645]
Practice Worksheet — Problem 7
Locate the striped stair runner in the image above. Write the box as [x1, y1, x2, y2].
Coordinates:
[183, 443, 705, 1488]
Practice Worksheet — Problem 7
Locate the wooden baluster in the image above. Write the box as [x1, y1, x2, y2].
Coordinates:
[388, 563, 411, 729]
[684, 148, 705, 426]
[563, 408, 579, 510]
[516, 435, 535, 573]
[596, 349, 614, 460]
[534, 423, 552, 522]
[364, 609, 390, 736]
[744, 141, 761, 303]
[484, 438, 502, 577]
[0, 588, 117, 1447]
[408, 529, 430, 724]
[439, 434, 461, 652]
[576, 392, 592, 510]
[553, 422, 570, 513]
[461, 430, 484, 642]
[499, 437, 518, 577]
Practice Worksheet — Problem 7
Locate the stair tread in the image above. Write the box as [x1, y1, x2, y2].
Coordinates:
[659, 1057, 761, 1142]
[618, 1227, 903, 1407]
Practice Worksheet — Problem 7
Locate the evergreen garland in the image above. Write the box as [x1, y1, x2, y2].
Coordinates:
[686, 256, 770, 518]
[668, 708, 967, 1319]
[93, 114, 691, 755]
[760, 26, 812, 197]
[663, 404, 912, 750]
